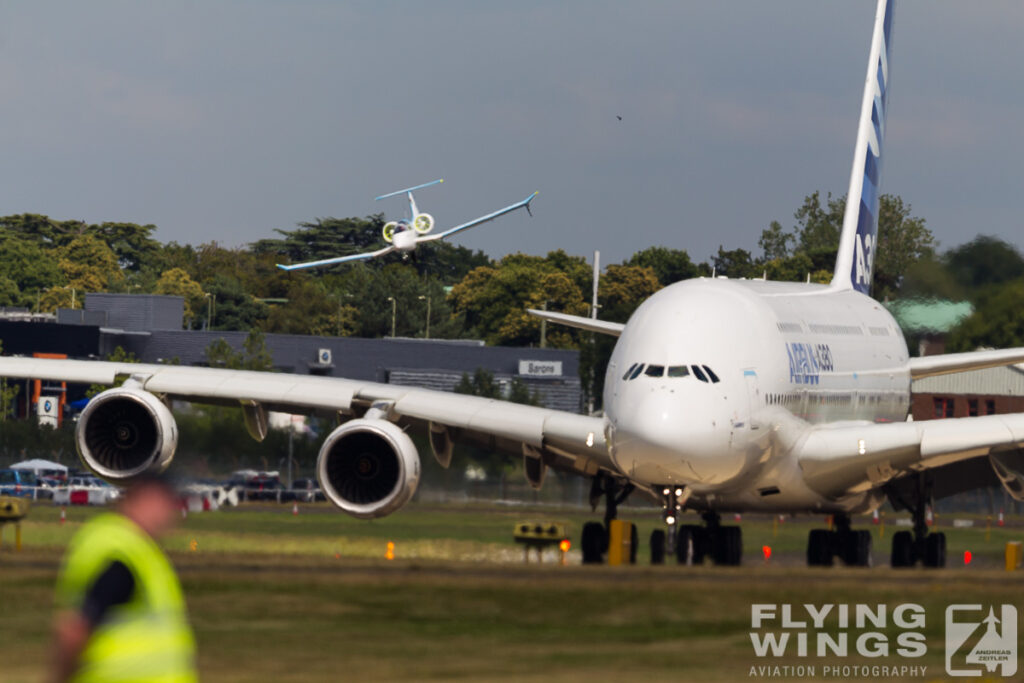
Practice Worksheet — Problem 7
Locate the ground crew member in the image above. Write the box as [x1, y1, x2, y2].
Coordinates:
[51, 472, 197, 682]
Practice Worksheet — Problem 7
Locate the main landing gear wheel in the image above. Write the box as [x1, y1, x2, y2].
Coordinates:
[581, 521, 606, 565]
[805, 515, 871, 567]
[578, 473, 634, 565]
[713, 525, 742, 566]
[650, 529, 666, 565]
[676, 525, 704, 565]
[889, 474, 946, 568]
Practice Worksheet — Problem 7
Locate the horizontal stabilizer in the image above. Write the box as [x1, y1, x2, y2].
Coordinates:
[375, 179, 443, 201]
[527, 309, 624, 337]
[909, 348, 1024, 379]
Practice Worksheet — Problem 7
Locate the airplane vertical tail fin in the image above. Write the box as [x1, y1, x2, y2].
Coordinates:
[830, 0, 894, 296]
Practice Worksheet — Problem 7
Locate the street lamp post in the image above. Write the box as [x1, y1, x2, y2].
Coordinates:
[386, 297, 396, 338]
[204, 293, 215, 330]
[418, 295, 431, 339]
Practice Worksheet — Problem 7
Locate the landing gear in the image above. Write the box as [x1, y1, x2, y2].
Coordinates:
[676, 512, 742, 566]
[650, 529, 666, 565]
[889, 474, 945, 568]
[580, 473, 634, 565]
[805, 514, 872, 567]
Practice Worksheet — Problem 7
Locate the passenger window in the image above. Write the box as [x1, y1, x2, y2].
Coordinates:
[628, 364, 645, 380]
[691, 365, 708, 383]
[667, 365, 689, 378]
[703, 366, 720, 383]
[622, 363, 638, 380]
[645, 365, 665, 378]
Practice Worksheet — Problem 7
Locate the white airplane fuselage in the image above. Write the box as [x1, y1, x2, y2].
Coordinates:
[603, 277, 910, 514]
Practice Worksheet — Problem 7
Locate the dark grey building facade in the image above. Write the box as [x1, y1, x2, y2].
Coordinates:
[2, 293, 583, 413]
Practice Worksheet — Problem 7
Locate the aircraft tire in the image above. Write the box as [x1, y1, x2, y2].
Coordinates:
[713, 526, 742, 566]
[676, 525, 704, 565]
[842, 530, 872, 567]
[629, 523, 639, 565]
[807, 529, 834, 567]
[924, 532, 946, 568]
[650, 529, 666, 565]
[890, 530, 914, 567]
[581, 522, 606, 564]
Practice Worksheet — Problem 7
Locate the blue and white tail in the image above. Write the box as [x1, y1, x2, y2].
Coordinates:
[831, 0, 894, 296]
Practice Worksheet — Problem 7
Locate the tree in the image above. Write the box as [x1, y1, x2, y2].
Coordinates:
[449, 253, 589, 347]
[873, 195, 935, 299]
[758, 221, 795, 261]
[0, 231, 64, 304]
[203, 276, 267, 331]
[625, 246, 701, 286]
[87, 222, 160, 272]
[155, 268, 205, 328]
[204, 330, 275, 371]
[58, 234, 124, 294]
[944, 236, 1024, 293]
[947, 280, 1024, 352]
[711, 246, 758, 279]
[0, 341, 19, 421]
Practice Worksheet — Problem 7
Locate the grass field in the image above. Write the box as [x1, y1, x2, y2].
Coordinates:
[1, 502, 1022, 681]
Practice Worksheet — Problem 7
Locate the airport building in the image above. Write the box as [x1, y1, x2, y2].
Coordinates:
[0, 294, 583, 420]
[911, 364, 1024, 420]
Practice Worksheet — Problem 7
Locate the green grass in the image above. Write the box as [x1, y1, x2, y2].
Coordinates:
[2, 502, 1023, 681]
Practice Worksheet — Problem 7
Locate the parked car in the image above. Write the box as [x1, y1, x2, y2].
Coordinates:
[287, 478, 324, 503]
[245, 475, 285, 502]
[52, 476, 121, 506]
[0, 469, 39, 498]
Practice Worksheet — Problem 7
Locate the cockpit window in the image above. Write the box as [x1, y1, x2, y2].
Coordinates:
[645, 365, 665, 378]
[703, 365, 720, 383]
[628, 364, 645, 380]
[622, 363, 638, 380]
[667, 365, 689, 378]
[691, 365, 708, 383]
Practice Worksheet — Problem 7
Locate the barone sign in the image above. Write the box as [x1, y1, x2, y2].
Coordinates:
[748, 603, 1017, 678]
[518, 360, 562, 377]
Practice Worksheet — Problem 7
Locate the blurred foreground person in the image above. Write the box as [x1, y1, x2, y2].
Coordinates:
[51, 473, 197, 683]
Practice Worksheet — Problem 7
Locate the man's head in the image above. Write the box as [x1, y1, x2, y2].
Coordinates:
[117, 472, 181, 539]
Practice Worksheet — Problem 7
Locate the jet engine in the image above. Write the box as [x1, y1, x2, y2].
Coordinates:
[76, 387, 178, 482]
[316, 419, 420, 519]
[412, 213, 434, 234]
[382, 221, 399, 243]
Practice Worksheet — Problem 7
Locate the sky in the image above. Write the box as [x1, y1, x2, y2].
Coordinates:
[0, 1, 1022, 266]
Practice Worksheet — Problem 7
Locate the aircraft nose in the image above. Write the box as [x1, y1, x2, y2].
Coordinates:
[612, 393, 743, 486]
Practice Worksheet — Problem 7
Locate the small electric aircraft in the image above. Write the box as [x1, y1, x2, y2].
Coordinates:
[276, 179, 538, 271]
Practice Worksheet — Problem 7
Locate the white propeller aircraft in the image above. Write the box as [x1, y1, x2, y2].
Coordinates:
[3, 0, 1023, 569]
[276, 179, 538, 271]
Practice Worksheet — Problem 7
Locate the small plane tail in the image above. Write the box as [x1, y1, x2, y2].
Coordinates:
[374, 179, 443, 202]
[830, 0, 894, 296]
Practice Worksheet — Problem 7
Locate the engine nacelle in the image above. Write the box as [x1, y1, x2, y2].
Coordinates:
[77, 387, 178, 483]
[316, 419, 420, 519]
[412, 213, 434, 234]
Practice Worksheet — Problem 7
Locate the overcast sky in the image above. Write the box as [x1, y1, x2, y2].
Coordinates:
[1, 1, 1021, 266]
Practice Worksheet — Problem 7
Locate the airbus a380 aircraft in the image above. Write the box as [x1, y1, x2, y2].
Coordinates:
[2, 0, 1023, 568]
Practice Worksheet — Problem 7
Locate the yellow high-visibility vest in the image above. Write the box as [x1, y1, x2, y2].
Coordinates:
[56, 512, 197, 683]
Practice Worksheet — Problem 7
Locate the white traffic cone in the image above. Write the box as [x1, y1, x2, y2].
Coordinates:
[292, 502, 299, 516]
[872, 509, 879, 525]
[60, 507, 66, 525]
[998, 509, 1005, 527]
[926, 507, 933, 527]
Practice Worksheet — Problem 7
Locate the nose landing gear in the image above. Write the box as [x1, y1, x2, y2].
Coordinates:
[580, 473, 635, 565]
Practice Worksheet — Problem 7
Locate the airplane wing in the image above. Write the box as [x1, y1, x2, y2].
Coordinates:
[797, 413, 1024, 500]
[419, 192, 538, 243]
[908, 348, 1024, 379]
[276, 245, 396, 271]
[527, 309, 624, 337]
[0, 357, 612, 474]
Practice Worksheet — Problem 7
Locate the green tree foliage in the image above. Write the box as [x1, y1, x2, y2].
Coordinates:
[155, 268, 205, 328]
[204, 275, 268, 331]
[947, 280, 1024, 352]
[944, 235, 1024, 294]
[455, 369, 539, 406]
[624, 246, 701, 286]
[0, 341, 19, 421]
[86, 222, 161, 272]
[449, 251, 589, 347]
[204, 330, 275, 370]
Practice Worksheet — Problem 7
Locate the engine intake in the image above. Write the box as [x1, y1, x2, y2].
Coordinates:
[77, 387, 178, 482]
[317, 419, 420, 519]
